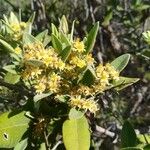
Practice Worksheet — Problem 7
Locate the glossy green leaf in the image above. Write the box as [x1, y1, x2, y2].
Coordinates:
[51, 23, 59, 37]
[140, 49, 150, 59]
[9, 12, 19, 24]
[39, 143, 46, 150]
[27, 12, 35, 24]
[63, 116, 90, 150]
[102, 10, 113, 27]
[69, 108, 84, 119]
[51, 34, 62, 53]
[36, 30, 48, 42]
[59, 45, 71, 61]
[121, 148, 143, 150]
[78, 66, 96, 86]
[0, 111, 30, 148]
[23, 33, 38, 45]
[14, 138, 28, 150]
[24, 12, 35, 34]
[60, 32, 70, 46]
[3, 65, 17, 74]
[59, 15, 68, 34]
[111, 54, 130, 72]
[33, 93, 52, 103]
[137, 134, 150, 144]
[112, 77, 139, 90]
[43, 35, 51, 47]
[85, 22, 99, 54]
[26, 59, 44, 67]
[121, 121, 137, 148]
[4, 72, 20, 84]
[0, 39, 15, 53]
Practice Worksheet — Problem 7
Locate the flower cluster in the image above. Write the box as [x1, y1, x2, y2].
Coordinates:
[10, 22, 27, 41]
[70, 96, 98, 114]
[94, 63, 119, 92]
[20, 39, 119, 114]
[21, 42, 65, 93]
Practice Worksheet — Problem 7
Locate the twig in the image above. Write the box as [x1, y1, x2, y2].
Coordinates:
[43, 130, 50, 150]
[95, 125, 115, 138]
[52, 141, 62, 150]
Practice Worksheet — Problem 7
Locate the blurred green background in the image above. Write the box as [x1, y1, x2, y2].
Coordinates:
[0, 0, 149, 149]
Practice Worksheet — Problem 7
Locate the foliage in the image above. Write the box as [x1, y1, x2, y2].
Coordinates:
[0, 12, 140, 149]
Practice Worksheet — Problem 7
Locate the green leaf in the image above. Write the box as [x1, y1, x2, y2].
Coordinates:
[3, 65, 17, 74]
[36, 30, 48, 42]
[111, 54, 131, 72]
[121, 121, 137, 148]
[59, 45, 71, 61]
[63, 116, 90, 150]
[78, 66, 96, 86]
[26, 59, 44, 67]
[112, 77, 139, 90]
[0, 39, 15, 53]
[51, 23, 59, 37]
[4, 72, 20, 84]
[85, 22, 99, 54]
[59, 15, 68, 34]
[69, 108, 84, 119]
[137, 134, 150, 144]
[27, 12, 35, 24]
[121, 148, 143, 150]
[9, 12, 19, 24]
[51, 34, 62, 53]
[43, 35, 51, 47]
[140, 49, 150, 59]
[14, 138, 28, 150]
[0, 111, 30, 148]
[70, 20, 75, 42]
[23, 33, 38, 45]
[102, 10, 113, 27]
[39, 143, 46, 150]
[59, 32, 70, 46]
[33, 93, 52, 103]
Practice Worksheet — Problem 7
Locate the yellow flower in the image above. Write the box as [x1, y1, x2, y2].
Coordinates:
[77, 85, 94, 96]
[55, 59, 65, 70]
[73, 38, 85, 53]
[34, 82, 46, 94]
[70, 96, 98, 114]
[43, 56, 53, 67]
[96, 64, 105, 78]
[70, 96, 84, 108]
[48, 73, 61, 93]
[14, 47, 22, 55]
[10, 23, 20, 32]
[86, 54, 95, 64]
[70, 56, 86, 68]
[105, 63, 119, 80]
[100, 70, 109, 84]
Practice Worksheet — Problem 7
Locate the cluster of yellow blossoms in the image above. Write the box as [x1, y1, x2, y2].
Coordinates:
[70, 96, 98, 114]
[21, 42, 64, 94]
[20, 39, 119, 114]
[94, 63, 119, 92]
[10, 22, 27, 40]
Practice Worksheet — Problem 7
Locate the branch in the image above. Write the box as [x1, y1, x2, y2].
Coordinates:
[52, 141, 62, 150]
[95, 125, 115, 138]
